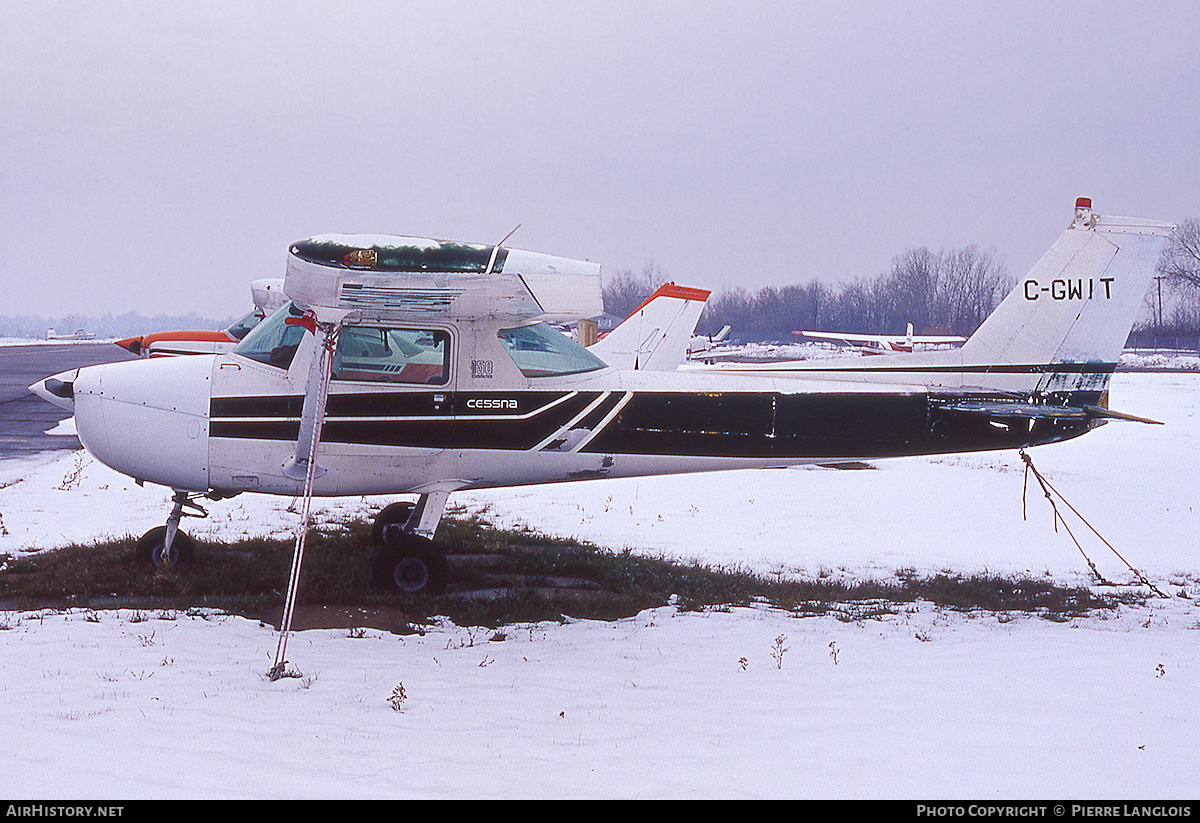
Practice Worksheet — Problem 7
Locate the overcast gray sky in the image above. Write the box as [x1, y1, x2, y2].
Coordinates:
[3, 1, 1198, 320]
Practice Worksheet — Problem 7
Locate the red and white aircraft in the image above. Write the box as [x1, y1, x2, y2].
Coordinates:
[796, 324, 966, 354]
[115, 279, 286, 358]
[591, 282, 711, 370]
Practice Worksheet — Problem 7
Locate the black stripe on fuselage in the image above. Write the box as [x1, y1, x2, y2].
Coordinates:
[209, 388, 1097, 458]
[579, 391, 927, 457]
[741, 362, 1118, 375]
[581, 390, 1098, 458]
[210, 391, 600, 450]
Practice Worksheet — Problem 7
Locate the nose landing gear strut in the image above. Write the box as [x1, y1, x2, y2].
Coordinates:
[135, 490, 208, 569]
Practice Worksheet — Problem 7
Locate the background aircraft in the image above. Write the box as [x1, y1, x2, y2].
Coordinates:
[115, 279, 286, 357]
[686, 325, 732, 363]
[45, 328, 96, 341]
[796, 323, 966, 354]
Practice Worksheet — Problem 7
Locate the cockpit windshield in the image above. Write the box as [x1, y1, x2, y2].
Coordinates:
[498, 322, 607, 378]
[232, 302, 307, 369]
[225, 309, 266, 341]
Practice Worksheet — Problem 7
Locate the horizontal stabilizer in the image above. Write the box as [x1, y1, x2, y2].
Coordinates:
[1081, 404, 1163, 425]
[940, 399, 1162, 425]
[940, 400, 1089, 420]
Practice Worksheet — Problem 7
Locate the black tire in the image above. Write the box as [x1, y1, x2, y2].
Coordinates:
[135, 526, 196, 569]
[371, 502, 416, 547]
[373, 534, 449, 596]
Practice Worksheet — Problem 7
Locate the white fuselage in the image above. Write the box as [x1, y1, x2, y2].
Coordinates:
[72, 312, 947, 498]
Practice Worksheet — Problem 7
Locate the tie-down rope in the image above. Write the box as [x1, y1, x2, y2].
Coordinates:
[270, 320, 339, 680]
[1019, 448, 1167, 598]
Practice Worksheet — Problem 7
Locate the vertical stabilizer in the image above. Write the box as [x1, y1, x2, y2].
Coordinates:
[709, 200, 1175, 395]
[958, 199, 1174, 392]
[590, 283, 710, 370]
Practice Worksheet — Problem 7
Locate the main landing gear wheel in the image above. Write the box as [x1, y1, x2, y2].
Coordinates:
[135, 526, 196, 570]
[371, 501, 415, 547]
[370, 494, 452, 596]
[372, 533, 449, 595]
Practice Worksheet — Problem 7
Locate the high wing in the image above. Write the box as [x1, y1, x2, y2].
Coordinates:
[912, 335, 969, 344]
[798, 331, 899, 346]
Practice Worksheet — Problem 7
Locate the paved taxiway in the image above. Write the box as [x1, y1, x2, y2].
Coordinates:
[0, 343, 136, 460]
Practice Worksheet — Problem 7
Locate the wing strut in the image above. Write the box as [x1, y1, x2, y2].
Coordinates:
[270, 314, 341, 680]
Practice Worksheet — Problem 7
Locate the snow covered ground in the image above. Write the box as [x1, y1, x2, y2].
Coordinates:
[0, 371, 1197, 798]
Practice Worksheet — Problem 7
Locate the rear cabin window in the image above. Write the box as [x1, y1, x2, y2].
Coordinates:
[498, 322, 607, 378]
[332, 326, 451, 385]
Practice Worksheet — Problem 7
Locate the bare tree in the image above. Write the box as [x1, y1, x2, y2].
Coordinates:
[602, 261, 669, 318]
[887, 246, 938, 332]
[837, 245, 1009, 337]
[1158, 217, 1200, 290]
[934, 245, 1011, 335]
[694, 245, 1010, 341]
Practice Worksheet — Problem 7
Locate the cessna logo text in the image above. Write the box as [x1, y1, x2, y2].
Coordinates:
[1024, 277, 1114, 301]
[467, 398, 518, 410]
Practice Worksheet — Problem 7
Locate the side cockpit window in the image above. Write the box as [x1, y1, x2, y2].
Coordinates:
[332, 326, 451, 385]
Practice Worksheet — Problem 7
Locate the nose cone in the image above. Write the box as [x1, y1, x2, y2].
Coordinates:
[114, 336, 145, 356]
[29, 370, 77, 412]
[72, 356, 213, 491]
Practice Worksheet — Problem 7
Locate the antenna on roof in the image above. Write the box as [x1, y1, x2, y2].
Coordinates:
[485, 224, 521, 274]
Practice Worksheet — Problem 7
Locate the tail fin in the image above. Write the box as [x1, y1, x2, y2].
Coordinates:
[590, 282, 710, 370]
[718, 200, 1174, 395]
[957, 199, 1174, 393]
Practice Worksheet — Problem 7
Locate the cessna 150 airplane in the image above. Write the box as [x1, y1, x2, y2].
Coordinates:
[31, 198, 1173, 596]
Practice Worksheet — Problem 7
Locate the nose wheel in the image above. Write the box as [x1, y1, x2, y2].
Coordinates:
[135, 526, 196, 569]
[136, 490, 207, 570]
